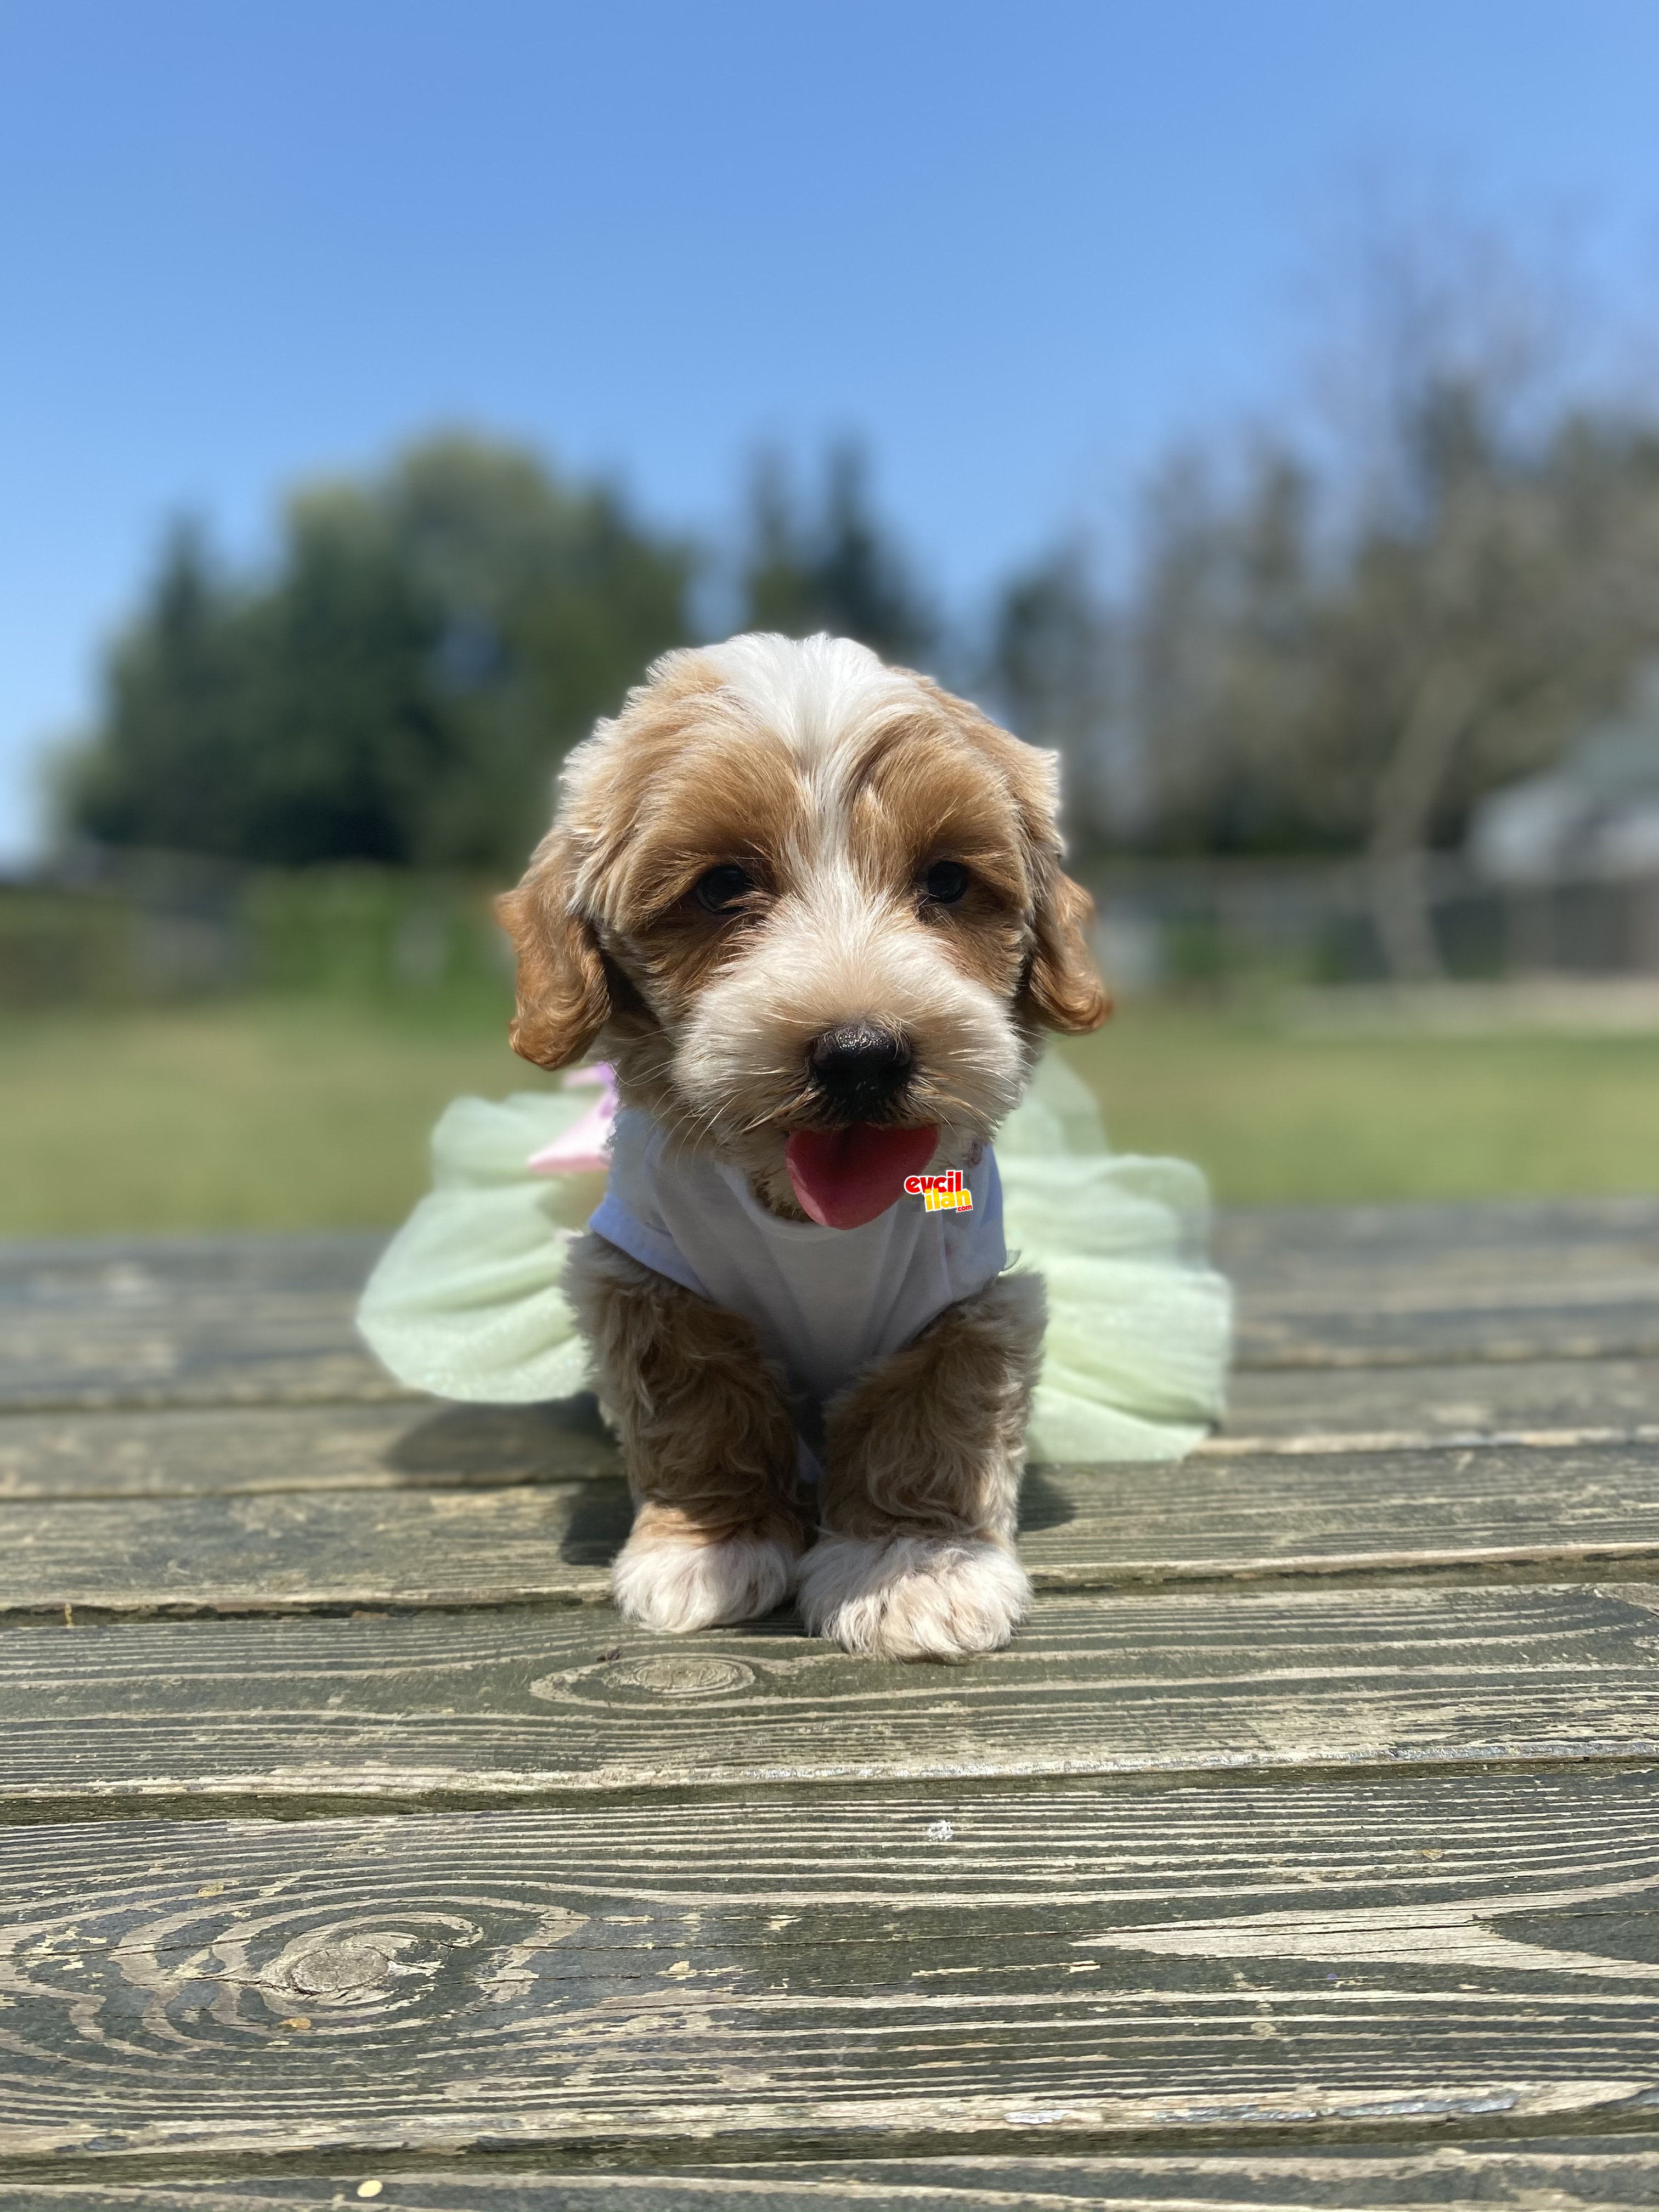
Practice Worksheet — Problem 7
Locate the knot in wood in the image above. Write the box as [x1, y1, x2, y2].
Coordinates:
[601, 1655, 755, 1697]
[283, 1938, 392, 2000]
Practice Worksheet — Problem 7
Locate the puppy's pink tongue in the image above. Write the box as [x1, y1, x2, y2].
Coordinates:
[785, 1124, 939, 1230]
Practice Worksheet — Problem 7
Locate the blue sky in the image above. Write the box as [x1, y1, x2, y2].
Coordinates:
[3, 0, 1658, 856]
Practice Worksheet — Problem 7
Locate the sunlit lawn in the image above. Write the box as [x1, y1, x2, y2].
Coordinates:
[1071, 1009, 1659, 1207]
[2, 994, 1657, 1234]
[0, 1000, 555, 1235]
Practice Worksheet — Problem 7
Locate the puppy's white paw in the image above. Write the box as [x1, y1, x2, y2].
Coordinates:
[611, 1529, 795, 1633]
[797, 1533, 1030, 1661]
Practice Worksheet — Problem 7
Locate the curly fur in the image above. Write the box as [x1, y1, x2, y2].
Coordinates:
[797, 1534, 1031, 1661]
[562, 1230, 807, 1630]
[501, 635, 1109, 1657]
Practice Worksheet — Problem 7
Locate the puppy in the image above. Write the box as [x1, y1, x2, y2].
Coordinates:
[498, 633, 1109, 1660]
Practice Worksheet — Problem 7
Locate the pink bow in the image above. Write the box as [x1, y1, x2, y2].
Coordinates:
[526, 1063, 618, 1175]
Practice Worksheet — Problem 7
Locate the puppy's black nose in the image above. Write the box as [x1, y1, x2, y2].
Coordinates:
[806, 1023, 913, 1119]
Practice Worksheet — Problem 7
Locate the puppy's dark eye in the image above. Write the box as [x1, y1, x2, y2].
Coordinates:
[922, 860, 970, 906]
[692, 862, 755, 915]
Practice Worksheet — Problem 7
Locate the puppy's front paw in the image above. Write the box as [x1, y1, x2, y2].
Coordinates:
[611, 1527, 795, 1633]
[797, 1533, 1030, 1661]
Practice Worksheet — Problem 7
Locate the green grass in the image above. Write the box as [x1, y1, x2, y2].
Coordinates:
[1063, 1013, 1659, 1207]
[0, 1000, 555, 1235]
[2, 995, 1657, 1235]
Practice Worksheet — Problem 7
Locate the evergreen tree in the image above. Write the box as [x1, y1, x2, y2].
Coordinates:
[60, 435, 693, 871]
[740, 443, 932, 661]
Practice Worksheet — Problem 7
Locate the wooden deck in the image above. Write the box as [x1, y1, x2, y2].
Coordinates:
[2, 1199, 1658, 2207]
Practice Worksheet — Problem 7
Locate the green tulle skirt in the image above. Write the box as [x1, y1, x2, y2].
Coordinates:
[357, 1052, 1233, 1463]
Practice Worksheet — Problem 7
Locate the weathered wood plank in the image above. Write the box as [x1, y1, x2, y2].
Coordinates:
[1213, 1192, 1659, 1286]
[1220, 1197, 1659, 1370]
[0, 1476, 622, 1612]
[7, 1435, 1659, 1611]
[0, 1400, 619, 1502]
[2, 1583, 1657, 1805]
[0, 1235, 393, 1411]
[1022, 1439, 1659, 1582]
[5, 2140, 1659, 2204]
[3, 1770, 1659, 2157]
[7, 1198, 1658, 1409]
[1222, 1357, 1659, 1443]
[7, 1372, 1657, 1514]
[1235, 1301, 1659, 1371]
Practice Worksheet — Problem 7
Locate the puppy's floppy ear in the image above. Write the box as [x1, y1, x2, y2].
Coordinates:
[965, 707, 1111, 1035]
[495, 833, 610, 1070]
[1025, 857, 1113, 1034]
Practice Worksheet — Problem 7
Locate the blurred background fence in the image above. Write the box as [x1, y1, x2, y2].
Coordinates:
[10, 840, 1659, 1016]
[0, 848, 511, 1012]
[1096, 854, 1659, 994]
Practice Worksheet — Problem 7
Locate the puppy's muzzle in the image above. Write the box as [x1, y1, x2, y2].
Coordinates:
[806, 1022, 914, 1124]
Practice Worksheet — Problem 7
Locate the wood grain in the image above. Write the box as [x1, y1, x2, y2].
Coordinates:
[1222, 1356, 1659, 1443]
[7, 1374, 1658, 1515]
[5, 2142, 1659, 2206]
[0, 1234, 393, 1411]
[6, 1434, 1659, 1612]
[8, 1200, 1658, 1410]
[1213, 1193, 1659, 1285]
[3, 1770, 1659, 2157]
[1029, 1438, 1659, 1583]
[1220, 1197, 1659, 1370]
[5, 1205, 1658, 2189]
[3, 1583, 1657, 1805]
[0, 1399, 619, 1502]
[1235, 1302, 1659, 1371]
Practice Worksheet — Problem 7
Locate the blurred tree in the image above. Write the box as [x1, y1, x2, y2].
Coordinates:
[60, 435, 693, 872]
[1122, 195, 1659, 973]
[986, 544, 1121, 844]
[65, 524, 262, 859]
[740, 442, 933, 660]
[1318, 396, 1659, 975]
[1131, 445, 1323, 855]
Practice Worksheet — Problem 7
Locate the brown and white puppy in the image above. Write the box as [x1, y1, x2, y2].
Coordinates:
[498, 633, 1109, 1660]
